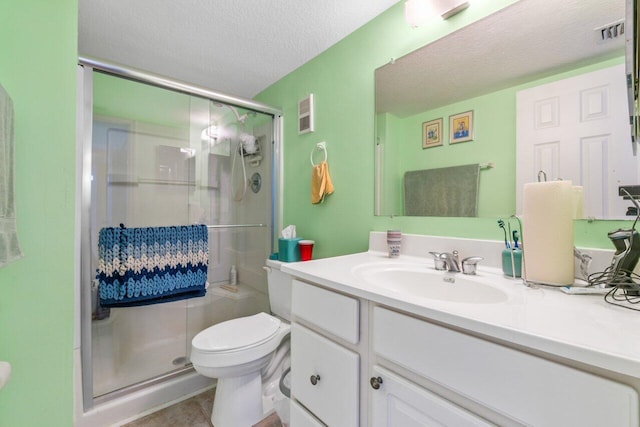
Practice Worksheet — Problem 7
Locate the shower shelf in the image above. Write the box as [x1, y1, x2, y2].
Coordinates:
[138, 178, 196, 186]
[107, 174, 196, 186]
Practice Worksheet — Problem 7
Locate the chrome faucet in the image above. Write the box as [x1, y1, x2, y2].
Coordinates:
[461, 256, 483, 275]
[428, 252, 446, 270]
[429, 250, 483, 274]
[440, 251, 461, 272]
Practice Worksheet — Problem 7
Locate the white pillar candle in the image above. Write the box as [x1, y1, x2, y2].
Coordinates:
[522, 181, 574, 286]
[572, 185, 584, 219]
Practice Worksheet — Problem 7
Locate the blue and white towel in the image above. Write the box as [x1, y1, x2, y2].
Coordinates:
[97, 224, 208, 307]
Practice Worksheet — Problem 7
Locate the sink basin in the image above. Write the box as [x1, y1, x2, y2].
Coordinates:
[353, 263, 508, 304]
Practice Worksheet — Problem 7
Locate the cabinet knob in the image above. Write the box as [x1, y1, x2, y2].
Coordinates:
[370, 376, 383, 390]
[310, 374, 321, 386]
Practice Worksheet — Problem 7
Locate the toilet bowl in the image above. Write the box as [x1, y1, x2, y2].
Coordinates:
[191, 260, 292, 427]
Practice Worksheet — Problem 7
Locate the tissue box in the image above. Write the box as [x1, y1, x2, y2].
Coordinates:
[278, 238, 302, 262]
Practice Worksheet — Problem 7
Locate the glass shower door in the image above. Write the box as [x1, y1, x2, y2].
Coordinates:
[91, 72, 196, 396]
[89, 72, 272, 398]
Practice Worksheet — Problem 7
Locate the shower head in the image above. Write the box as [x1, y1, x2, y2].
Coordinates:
[236, 112, 248, 123]
[232, 108, 257, 124]
[212, 102, 254, 124]
[225, 104, 247, 123]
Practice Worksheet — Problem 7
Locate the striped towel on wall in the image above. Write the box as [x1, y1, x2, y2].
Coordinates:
[96, 224, 208, 307]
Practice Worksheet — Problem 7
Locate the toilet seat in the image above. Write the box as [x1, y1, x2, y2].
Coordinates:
[192, 312, 281, 352]
[191, 312, 290, 369]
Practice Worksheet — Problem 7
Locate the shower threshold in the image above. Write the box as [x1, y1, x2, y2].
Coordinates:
[94, 365, 195, 404]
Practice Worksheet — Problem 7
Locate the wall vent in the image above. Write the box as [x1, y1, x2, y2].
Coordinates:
[595, 19, 625, 43]
[298, 94, 314, 134]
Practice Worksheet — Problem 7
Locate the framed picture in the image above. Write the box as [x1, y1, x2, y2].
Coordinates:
[422, 118, 443, 149]
[449, 110, 474, 144]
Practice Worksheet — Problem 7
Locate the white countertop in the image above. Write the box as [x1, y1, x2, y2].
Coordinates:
[280, 250, 640, 379]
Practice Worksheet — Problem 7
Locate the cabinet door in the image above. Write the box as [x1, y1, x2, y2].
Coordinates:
[373, 307, 639, 427]
[291, 323, 359, 427]
[370, 366, 492, 427]
[290, 400, 326, 427]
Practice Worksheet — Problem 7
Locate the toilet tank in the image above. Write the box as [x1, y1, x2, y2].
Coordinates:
[266, 259, 292, 321]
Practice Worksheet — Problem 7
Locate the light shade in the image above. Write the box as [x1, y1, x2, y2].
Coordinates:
[404, 0, 437, 28]
[404, 0, 470, 28]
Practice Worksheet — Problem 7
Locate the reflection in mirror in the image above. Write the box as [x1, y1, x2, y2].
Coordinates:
[515, 63, 635, 219]
[375, 0, 631, 219]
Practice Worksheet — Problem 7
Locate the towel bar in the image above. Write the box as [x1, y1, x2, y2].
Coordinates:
[206, 223, 266, 229]
[480, 162, 494, 170]
[310, 141, 328, 166]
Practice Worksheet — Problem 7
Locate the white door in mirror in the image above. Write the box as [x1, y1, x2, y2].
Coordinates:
[0, 361, 11, 390]
[516, 63, 634, 220]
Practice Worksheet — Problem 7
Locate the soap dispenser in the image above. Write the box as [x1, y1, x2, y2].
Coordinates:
[229, 265, 237, 285]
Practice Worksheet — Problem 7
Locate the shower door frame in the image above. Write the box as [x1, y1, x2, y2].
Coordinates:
[76, 58, 283, 412]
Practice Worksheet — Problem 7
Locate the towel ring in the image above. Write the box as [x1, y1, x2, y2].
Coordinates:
[310, 142, 328, 166]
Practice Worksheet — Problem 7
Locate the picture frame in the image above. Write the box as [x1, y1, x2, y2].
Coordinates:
[422, 118, 443, 149]
[449, 110, 474, 144]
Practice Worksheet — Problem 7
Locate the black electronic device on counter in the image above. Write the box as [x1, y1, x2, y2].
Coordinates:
[607, 187, 640, 295]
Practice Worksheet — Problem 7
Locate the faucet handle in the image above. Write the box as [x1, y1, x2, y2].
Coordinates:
[461, 256, 483, 275]
[428, 252, 446, 270]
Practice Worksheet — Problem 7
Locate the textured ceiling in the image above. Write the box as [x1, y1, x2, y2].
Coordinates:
[376, 0, 626, 117]
[78, 0, 399, 100]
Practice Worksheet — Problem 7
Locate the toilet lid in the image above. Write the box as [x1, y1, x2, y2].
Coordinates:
[193, 312, 281, 352]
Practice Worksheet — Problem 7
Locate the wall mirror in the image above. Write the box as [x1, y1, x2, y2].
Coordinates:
[375, 0, 631, 219]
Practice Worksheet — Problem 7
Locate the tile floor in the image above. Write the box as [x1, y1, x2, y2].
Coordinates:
[123, 390, 214, 427]
[122, 389, 284, 427]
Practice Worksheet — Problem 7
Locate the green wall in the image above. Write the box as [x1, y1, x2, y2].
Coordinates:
[257, 0, 633, 257]
[383, 86, 515, 217]
[0, 1, 630, 425]
[0, 1, 77, 426]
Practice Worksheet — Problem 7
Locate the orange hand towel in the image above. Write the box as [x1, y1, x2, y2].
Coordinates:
[311, 161, 334, 204]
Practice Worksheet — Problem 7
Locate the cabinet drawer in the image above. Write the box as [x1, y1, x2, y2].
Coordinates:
[290, 399, 326, 427]
[291, 323, 359, 427]
[371, 365, 492, 427]
[292, 279, 359, 344]
[373, 307, 639, 427]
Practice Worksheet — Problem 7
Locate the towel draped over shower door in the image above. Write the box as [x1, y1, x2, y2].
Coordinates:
[0, 84, 23, 267]
[96, 224, 209, 307]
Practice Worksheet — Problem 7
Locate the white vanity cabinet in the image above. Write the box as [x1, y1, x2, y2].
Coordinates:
[370, 365, 492, 427]
[282, 237, 640, 427]
[290, 279, 361, 426]
[371, 306, 639, 427]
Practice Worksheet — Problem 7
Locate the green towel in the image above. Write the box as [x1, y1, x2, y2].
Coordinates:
[403, 164, 480, 217]
[0, 84, 23, 267]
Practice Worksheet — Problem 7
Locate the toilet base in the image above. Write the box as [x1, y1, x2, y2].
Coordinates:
[212, 372, 263, 427]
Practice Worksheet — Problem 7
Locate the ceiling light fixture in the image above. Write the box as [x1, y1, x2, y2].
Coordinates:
[404, 0, 470, 28]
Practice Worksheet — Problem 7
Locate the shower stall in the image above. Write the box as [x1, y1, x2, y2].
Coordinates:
[76, 59, 282, 423]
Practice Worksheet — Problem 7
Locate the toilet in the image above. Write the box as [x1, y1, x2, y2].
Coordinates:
[191, 260, 292, 427]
